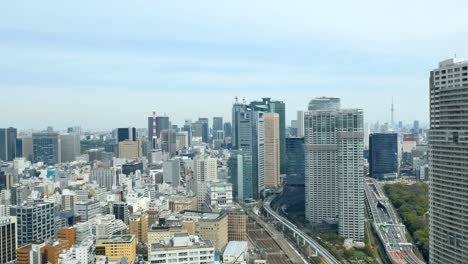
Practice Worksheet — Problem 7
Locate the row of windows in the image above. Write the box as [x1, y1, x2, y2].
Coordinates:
[434, 66, 468, 75]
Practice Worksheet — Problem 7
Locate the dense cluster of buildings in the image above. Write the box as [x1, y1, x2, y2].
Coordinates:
[2, 56, 465, 264]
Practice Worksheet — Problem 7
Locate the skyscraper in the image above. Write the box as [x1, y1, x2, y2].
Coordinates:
[193, 156, 218, 210]
[160, 129, 177, 157]
[286, 137, 304, 183]
[0, 127, 17, 161]
[368, 133, 398, 180]
[250, 98, 286, 174]
[304, 97, 364, 241]
[429, 58, 468, 264]
[264, 112, 280, 188]
[223, 122, 232, 138]
[213, 117, 223, 132]
[297, 111, 304, 137]
[13, 201, 56, 246]
[233, 107, 265, 198]
[228, 150, 253, 201]
[182, 120, 192, 147]
[32, 132, 60, 164]
[198, 118, 209, 143]
[148, 116, 170, 140]
[117, 127, 136, 142]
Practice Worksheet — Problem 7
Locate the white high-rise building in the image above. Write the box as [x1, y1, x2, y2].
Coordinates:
[304, 97, 364, 241]
[297, 110, 305, 137]
[194, 156, 218, 210]
[429, 58, 468, 264]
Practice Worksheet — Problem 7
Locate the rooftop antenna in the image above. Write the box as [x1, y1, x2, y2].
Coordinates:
[242, 97, 246, 104]
[235, 96, 238, 103]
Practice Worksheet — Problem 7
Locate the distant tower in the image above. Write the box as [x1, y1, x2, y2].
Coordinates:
[152, 111, 157, 150]
[391, 98, 395, 130]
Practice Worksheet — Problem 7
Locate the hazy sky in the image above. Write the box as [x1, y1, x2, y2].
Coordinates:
[1, 0, 468, 130]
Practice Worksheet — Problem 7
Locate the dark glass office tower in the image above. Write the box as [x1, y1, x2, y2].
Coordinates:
[368, 133, 398, 180]
[117, 127, 136, 142]
[0, 127, 17, 161]
[198, 118, 209, 143]
[286, 137, 304, 183]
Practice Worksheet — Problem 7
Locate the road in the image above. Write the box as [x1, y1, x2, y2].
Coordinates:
[364, 177, 425, 264]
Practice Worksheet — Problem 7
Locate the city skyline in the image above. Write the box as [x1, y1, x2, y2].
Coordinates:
[2, 1, 468, 128]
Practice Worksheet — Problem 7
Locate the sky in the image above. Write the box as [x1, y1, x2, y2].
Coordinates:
[1, 0, 468, 130]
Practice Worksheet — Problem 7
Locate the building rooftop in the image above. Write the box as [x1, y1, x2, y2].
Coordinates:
[223, 241, 248, 256]
[96, 235, 135, 244]
[438, 58, 468, 67]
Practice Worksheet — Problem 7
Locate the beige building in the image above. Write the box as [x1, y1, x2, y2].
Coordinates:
[96, 235, 136, 263]
[129, 212, 148, 243]
[264, 112, 280, 188]
[194, 156, 218, 210]
[118, 140, 142, 160]
[227, 213, 247, 241]
[169, 195, 195, 213]
[180, 211, 228, 251]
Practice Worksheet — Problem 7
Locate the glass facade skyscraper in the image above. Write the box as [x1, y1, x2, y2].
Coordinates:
[0, 127, 17, 161]
[117, 127, 136, 142]
[368, 133, 398, 180]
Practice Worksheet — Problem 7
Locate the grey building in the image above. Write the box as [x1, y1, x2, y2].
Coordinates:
[75, 201, 100, 222]
[228, 150, 253, 201]
[0, 127, 17, 161]
[13, 201, 56, 246]
[163, 159, 180, 188]
[90, 167, 116, 191]
[21, 136, 33, 161]
[182, 120, 192, 147]
[213, 117, 223, 132]
[60, 134, 81, 162]
[304, 97, 364, 241]
[0, 217, 16, 263]
[429, 58, 468, 264]
[223, 122, 232, 138]
[160, 129, 177, 157]
[32, 132, 60, 164]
